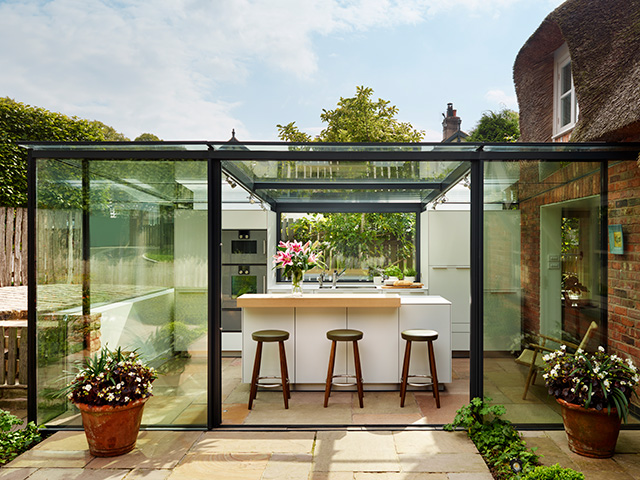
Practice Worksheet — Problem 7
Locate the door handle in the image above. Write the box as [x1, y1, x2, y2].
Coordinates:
[263, 276, 266, 293]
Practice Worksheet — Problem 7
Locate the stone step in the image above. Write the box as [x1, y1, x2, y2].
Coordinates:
[0, 386, 28, 400]
[0, 397, 27, 414]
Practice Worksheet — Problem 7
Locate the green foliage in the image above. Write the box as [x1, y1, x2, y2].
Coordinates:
[384, 265, 404, 279]
[444, 397, 540, 479]
[404, 267, 417, 277]
[0, 410, 42, 465]
[521, 464, 585, 480]
[135, 133, 161, 141]
[0, 97, 130, 207]
[466, 108, 520, 143]
[283, 212, 415, 271]
[277, 86, 424, 143]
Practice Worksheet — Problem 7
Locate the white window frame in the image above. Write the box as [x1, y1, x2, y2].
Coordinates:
[553, 43, 579, 139]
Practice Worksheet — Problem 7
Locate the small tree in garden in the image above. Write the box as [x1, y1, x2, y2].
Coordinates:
[466, 108, 520, 143]
[277, 86, 421, 273]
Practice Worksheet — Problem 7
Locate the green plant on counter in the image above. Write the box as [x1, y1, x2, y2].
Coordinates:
[444, 397, 540, 479]
[521, 464, 584, 479]
[384, 265, 403, 279]
[0, 410, 42, 465]
[404, 267, 417, 277]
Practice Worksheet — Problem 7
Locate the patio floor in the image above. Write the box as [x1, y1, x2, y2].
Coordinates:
[3, 429, 640, 479]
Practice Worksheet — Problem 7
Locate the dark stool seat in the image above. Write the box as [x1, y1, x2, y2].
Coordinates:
[327, 329, 363, 342]
[248, 329, 291, 410]
[400, 329, 440, 408]
[252, 330, 290, 342]
[324, 329, 364, 408]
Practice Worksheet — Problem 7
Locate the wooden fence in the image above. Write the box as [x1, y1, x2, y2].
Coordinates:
[0, 207, 28, 287]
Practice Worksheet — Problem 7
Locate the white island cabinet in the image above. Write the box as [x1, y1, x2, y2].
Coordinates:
[237, 294, 451, 389]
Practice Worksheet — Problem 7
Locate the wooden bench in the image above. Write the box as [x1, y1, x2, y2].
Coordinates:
[1, 320, 28, 388]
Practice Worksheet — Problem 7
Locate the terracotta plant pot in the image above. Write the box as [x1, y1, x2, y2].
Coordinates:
[557, 398, 622, 458]
[75, 397, 148, 457]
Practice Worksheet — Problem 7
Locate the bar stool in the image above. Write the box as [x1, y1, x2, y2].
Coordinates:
[324, 329, 364, 408]
[248, 329, 291, 410]
[400, 329, 440, 408]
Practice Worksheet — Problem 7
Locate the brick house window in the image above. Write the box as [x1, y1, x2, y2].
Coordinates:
[554, 44, 578, 138]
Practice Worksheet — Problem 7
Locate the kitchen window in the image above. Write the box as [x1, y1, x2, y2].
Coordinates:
[279, 211, 417, 282]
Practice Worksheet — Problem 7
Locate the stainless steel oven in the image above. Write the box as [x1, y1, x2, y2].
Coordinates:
[221, 264, 267, 331]
[222, 229, 267, 265]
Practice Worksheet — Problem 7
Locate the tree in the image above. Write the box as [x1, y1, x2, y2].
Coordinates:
[277, 86, 424, 142]
[276, 86, 422, 274]
[0, 98, 130, 207]
[135, 133, 161, 142]
[466, 108, 520, 143]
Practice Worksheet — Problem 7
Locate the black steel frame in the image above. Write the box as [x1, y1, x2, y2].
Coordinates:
[23, 141, 640, 431]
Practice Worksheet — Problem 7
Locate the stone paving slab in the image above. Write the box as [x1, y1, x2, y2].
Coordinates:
[6, 429, 640, 479]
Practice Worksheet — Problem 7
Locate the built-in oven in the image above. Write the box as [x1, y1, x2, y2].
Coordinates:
[222, 229, 267, 265]
[221, 264, 267, 330]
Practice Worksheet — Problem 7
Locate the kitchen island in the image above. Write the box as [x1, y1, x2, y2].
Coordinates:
[237, 293, 452, 390]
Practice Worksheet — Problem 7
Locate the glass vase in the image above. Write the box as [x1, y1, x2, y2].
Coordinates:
[291, 269, 304, 295]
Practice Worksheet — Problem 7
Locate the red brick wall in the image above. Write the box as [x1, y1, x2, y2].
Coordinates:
[607, 160, 640, 367]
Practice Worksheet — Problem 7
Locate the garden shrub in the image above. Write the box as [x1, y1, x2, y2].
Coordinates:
[0, 409, 42, 465]
[444, 397, 539, 479]
[521, 464, 585, 479]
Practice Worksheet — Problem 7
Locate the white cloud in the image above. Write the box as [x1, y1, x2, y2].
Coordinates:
[0, 0, 532, 139]
[485, 89, 518, 110]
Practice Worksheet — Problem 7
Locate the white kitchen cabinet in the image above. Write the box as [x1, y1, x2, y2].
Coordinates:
[398, 298, 452, 384]
[294, 308, 347, 384]
[428, 210, 470, 352]
[242, 307, 295, 381]
[347, 307, 399, 383]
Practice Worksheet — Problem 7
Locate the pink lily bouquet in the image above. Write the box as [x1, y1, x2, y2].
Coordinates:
[274, 240, 323, 293]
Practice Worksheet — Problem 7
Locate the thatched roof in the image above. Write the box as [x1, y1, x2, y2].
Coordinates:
[514, 0, 640, 142]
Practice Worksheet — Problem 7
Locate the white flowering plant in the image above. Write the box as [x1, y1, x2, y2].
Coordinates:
[542, 345, 639, 421]
[65, 347, 157, 407]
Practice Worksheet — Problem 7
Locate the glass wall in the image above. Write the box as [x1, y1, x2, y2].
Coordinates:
[36, 158, 208, 426]
[483, 160, 605, 423]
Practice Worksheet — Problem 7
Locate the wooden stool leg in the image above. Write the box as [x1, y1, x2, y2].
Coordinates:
[248, 341, 263, 410]
[352, 340, 364, 408]
[400, 340, 412, 407]
[281, 341, 291, 400]
[324, 340, 337, 407]
[427, 340, 440, 408]
[278, 340, 289, 409]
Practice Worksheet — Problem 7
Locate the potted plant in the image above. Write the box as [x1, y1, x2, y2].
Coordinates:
[403, 267, 417, 283]
[383, 265, 404, 283]
[542, 345, 639, 458]
[64, 347, 157, 457]
[367, 265, 384, 285]
[274, 240, 324, 295]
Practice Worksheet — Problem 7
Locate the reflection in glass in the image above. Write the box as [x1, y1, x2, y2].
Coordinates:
[35, 159, 208, 427]
[483, 160, 608, 424]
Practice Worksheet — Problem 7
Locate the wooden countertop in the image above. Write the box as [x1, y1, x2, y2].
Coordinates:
[237, 293, 401, 308]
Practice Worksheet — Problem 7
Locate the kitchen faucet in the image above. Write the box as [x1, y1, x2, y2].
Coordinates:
[318, 271, 326, 288]
[332, 268, 347, 288]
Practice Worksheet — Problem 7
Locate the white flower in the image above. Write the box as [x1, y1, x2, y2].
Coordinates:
[603, 379, 611, 389]
[598, 346, 605, 352]
[560, 345, 567, 351]
[83, 384, 92, 392]
[576, 348, 584, 354]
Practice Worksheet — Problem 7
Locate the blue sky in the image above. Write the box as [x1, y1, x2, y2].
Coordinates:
[0, 0, 564, 142]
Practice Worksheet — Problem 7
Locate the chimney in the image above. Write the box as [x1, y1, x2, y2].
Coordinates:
[442, 103, 462, 141]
